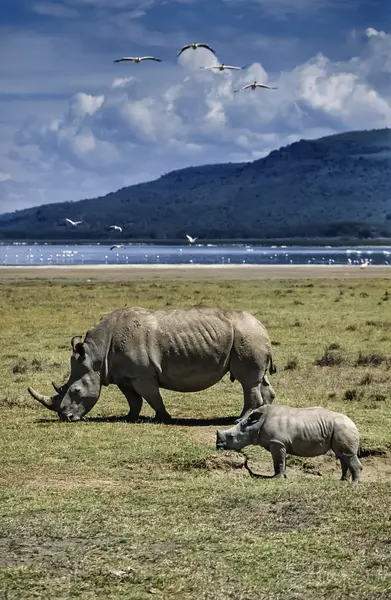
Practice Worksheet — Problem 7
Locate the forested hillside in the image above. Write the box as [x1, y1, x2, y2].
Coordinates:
[0, 128, 390, 240]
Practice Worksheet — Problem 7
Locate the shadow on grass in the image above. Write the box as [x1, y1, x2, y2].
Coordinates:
[36, 415, 239, 426]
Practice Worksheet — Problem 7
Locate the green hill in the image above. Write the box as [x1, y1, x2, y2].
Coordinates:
[1, 128, 390, 241]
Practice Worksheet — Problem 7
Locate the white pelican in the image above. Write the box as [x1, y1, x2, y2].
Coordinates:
[186, 234, 198, 244]
[108, 225, 123, 232]
[110, 244, 126, 251]
[202, 63, 243, 72]
[114, 56, 162, 63]
[65, 218, 82, 227]
[234, 80, 278, 93]
[177, 43, 216, 57]
[360, 259, 371, 269]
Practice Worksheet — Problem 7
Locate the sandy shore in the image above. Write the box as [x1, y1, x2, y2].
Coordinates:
[0, 264, 390, 281]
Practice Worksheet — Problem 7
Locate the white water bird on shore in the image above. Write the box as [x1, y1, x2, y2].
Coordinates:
[114, 56, 162, 63]
[202, 63, 243, 72]
[234, 80, 278, 93]
[178, 43, 215, 57]
[360, 259, 371, 269]
[108, 225, 123, 232]
[65, 218, 82, 227]
[186, 234, 198, 244]
[110, 244, 126, 251]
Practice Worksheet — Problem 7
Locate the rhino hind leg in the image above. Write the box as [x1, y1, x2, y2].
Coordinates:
[235, 383, 263, 423]
[269, 440, 287, 478]
[132, 378, 172, 423]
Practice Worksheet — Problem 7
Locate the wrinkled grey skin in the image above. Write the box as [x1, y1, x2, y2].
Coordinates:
[216, 404, 363, 481]
[28, 306, 276, 422]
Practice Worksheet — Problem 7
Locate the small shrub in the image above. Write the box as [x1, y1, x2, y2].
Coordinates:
[344, 389, 357, 401]
[360, 292, 369, 298]
[315, 345, 344, 367]
[293, 320, 301, 327]
[370, 393, 387, 402]
[12, 359, 28, 375]
[345, 324, 357, 331]
[359, 373, 373, 386]
[355, 353, 389, 367]
[31, 358, 43, 372]
[328, 392, 337, 399]
[328, 343, 340, 351]
[293, 300, 304, 306]
[0, 393, 25, 408]
[284, 358, 299, 371]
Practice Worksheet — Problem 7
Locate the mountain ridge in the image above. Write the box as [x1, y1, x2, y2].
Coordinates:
[1, 128, 390, 241]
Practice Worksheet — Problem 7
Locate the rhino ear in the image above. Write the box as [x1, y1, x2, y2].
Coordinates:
[71, 335, 83, 351]
[248, 409, 261, 422]
[71, 336, 85, 359]
[75, 342, 85, 360]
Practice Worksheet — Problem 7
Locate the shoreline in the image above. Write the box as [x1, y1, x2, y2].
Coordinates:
[1, 264, 390, 281]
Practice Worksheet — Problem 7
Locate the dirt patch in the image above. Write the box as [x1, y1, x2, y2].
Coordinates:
[191, 443, 391, 482]
[0, 535, 102, 569]
[197, 453, 246, 471]
[26, 476, 128, 490]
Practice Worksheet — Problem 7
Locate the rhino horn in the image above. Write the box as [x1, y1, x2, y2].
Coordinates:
[28, 387, 57, 411]
[52, 381, 65, 394]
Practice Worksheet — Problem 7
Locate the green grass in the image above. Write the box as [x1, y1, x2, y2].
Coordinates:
[1, 277, 391, 599]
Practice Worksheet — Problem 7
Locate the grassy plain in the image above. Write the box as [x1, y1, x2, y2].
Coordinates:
[1, 273, 391, 599]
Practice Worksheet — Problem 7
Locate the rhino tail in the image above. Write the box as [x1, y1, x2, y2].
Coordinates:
[269, 355, 277, 375]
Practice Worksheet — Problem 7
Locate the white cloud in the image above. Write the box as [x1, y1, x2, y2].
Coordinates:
[223, 0, 354, 17]
[2, 26, 391, 213]
[33, 2, 79, 18]
[0, 173, 11, 182]
[111, 77, 136, 89]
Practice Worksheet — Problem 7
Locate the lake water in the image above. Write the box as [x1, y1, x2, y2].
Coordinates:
[1, 243, 391, 266]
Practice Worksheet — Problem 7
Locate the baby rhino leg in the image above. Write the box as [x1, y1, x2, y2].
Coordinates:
[269, 440, 287, 478]
[345, 455, 363, 482]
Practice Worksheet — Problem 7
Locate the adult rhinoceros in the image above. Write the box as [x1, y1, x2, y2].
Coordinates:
[28, 306, 276, 422]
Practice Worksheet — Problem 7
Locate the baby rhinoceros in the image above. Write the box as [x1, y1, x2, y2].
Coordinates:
[216, 404, 363, 482]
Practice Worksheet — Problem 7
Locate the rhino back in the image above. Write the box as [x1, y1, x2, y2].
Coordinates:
[108, 307, 235, 391]
[229, 311, 272, 378]
[260, 405, 335, 457]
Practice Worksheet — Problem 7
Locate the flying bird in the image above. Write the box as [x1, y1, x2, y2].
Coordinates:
[65, 218, 83, 227]
[177, 43, 216, 57]
[108, 225, 123, 232]
[110, 244, 126, 251]
[186, 234, 198, 244]
[202, 63, 243, 72]
[234, 80, 278, 93]
[113, 56, 162, 64]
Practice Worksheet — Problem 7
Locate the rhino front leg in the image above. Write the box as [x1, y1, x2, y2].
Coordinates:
[339, 457, 350, 481]
[269, 440, 287, 478]
[132, 378, 172, 423]
[118, 382, 143, 422]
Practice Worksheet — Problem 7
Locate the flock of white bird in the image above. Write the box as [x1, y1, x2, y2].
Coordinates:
[112, 42, 278, 92]
[64, 41, 277, 246]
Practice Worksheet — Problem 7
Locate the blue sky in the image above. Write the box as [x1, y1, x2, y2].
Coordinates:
[0, 0, 390, 212]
